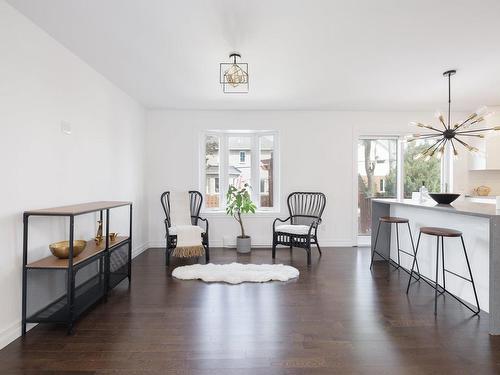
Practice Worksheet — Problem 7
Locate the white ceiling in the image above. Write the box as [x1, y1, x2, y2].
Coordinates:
[7, 0, 500, 111]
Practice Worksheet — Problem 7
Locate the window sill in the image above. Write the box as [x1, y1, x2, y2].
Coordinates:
[201, 210, 281, 218]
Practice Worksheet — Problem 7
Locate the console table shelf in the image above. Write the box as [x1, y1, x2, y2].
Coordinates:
[22, 201, 133, 335]
[26, 236, 129, 269]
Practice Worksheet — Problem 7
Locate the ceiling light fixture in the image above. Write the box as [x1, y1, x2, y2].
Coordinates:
[220, 53, 248, 93]
[408, 70, 499, 160]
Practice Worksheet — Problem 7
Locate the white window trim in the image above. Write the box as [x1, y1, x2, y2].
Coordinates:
[200, 130, 280, 214]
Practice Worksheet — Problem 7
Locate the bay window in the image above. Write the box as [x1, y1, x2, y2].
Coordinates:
[201, 131, 279, 211]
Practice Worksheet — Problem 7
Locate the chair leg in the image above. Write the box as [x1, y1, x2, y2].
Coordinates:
[370, 221, 382, 270]
[461, 236, 480, 314]
[205, 245, 210, 264]
[434, 236, 440, 315]
[306, 248, 311, 266]
[315, 238, 322, 256]
[406, 232, 422, 294]
[166, 248, 170, 266]
[272, 236, 276, 259]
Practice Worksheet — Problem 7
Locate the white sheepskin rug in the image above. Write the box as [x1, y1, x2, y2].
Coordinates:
[172, 263, 299, 284]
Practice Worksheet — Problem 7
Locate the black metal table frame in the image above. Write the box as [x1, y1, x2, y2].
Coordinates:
[22, 203, 133, 335]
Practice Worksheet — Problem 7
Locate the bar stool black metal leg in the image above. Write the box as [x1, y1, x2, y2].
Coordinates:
[395, 223, 401, 268]
[406, 232, 422, 293]
[370, 221, 382, 269]
[434, 236, 440, 315]
[460, 236, 480, 314]
[407, 222, 421, 280]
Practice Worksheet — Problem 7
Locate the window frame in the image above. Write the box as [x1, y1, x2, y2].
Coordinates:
[200, 130, 280, 213]
[239, 151, 246, 163]
[356, 134, 449, 244]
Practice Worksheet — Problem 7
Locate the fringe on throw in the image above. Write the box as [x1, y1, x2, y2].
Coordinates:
[172, 245, 205, 258]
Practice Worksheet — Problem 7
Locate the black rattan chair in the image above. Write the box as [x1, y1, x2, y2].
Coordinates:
[272, 192, 326, 265]
[161, 191, 209, 266]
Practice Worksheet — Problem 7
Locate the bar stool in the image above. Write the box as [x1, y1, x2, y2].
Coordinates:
[370, 216, 421, 279]
[406, 227, 480, 315]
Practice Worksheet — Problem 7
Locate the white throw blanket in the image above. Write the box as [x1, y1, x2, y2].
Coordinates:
[169, 191, 204, 258]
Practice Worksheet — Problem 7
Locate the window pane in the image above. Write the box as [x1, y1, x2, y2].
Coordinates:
[259, 135, 274, 207]
[228, 136, 252, 189]
[358, 139, 398, 235]
[404, 139, 441, 198]
[205, 135, 220, 208]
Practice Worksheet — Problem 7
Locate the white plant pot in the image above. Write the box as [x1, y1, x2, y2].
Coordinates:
[236, 236, 251, 253]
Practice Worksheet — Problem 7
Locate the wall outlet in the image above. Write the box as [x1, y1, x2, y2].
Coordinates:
[61, 121, 72, 135]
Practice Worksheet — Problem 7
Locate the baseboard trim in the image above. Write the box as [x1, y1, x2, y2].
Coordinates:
[147, 239, 355, 249]
[132, 241, 149, 258]
[0, 241, 150, 351]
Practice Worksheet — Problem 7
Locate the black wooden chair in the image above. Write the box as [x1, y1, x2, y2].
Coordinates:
[272, 192, 326, 265]
[160, 191, 209, 266]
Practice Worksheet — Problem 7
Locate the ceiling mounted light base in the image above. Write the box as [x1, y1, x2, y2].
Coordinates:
[443, 69, 456, 77]
[220, 52, 249, 93]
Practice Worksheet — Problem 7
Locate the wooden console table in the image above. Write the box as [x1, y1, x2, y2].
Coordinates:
[22, 201, 132, 335]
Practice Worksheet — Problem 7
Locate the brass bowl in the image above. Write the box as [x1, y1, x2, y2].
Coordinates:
[49, 240, 87, 259]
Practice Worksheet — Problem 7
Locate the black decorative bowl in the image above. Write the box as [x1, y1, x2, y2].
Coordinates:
[429, 193, 461, 205]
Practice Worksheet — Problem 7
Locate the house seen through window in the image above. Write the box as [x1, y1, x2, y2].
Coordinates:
[203, 131, 278, 210]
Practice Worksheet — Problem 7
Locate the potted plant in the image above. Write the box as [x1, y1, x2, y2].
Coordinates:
[226, 183, 257, 253]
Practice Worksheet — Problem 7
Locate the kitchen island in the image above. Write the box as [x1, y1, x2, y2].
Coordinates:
[372, 198, 500, 335]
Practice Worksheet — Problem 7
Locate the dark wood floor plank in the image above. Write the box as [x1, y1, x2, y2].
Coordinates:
[1, 246, 500, 374]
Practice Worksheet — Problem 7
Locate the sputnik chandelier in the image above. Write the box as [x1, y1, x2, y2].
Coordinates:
[408, 70, 499, 160]
[220, 53, 248, 93]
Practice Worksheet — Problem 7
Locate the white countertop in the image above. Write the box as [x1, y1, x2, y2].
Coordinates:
[373, 198, 500, 218]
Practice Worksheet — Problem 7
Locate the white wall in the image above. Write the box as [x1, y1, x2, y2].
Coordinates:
[454, 107, 500, 195]
[146, 110, 444, 248]
[0, 1, 148, 348]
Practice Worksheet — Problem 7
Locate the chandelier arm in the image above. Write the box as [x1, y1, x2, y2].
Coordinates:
[453, 118, 474, 131]
[450, 138, 457, 151]
[450, 139, 458, 155]
[468, 119, 484, 127]
[431, 138, 447, 155]
[421, 139, 444, 156]
[419, 126, 445, 133]
[440, 118, 448, 130]
[407, 135, 439, 142]
[454, 137, 475, 151]
[416, 135, 443, 140]
[456, 128, 496, 134]
[455, 134, 485, 138]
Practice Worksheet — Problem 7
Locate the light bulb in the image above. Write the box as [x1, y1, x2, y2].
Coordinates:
[435, 111, 446, 127]
[475, 106, 488, 116]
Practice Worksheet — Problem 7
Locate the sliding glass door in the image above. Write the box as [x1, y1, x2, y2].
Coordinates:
[357, 138, 398, 236]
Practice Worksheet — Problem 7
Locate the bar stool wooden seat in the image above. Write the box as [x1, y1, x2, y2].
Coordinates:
[370, 216, 420, 280]
[379, 216, 409, 224]
[406, 226, 480, 315]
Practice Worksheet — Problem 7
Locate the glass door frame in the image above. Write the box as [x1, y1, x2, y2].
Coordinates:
[356, 135, 401, 246]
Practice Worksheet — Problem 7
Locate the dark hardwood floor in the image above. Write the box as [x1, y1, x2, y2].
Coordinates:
[2, 246, 500, 374]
